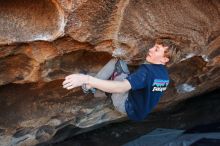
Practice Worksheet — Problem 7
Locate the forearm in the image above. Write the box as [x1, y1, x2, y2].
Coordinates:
[87, 76, 131, 93]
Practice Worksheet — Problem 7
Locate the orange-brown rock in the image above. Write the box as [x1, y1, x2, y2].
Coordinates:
[0, 0, 65, 45]
[0, 0, 220, 145]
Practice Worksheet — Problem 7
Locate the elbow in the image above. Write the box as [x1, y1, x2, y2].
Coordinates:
[114, 88, 128, 93]
[112, 89, 127, 94]
[118, 88, 130, 93]
[114, 80, 131, 93]
[118, 87, 130, 93]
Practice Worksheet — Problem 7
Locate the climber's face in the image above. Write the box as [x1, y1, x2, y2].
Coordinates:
[146, 44, 169, 65]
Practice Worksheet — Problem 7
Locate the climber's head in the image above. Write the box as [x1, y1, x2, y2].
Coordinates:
[146, 39, 177, 65]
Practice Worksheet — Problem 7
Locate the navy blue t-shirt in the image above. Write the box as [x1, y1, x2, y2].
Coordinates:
[125, 64, 169, 121]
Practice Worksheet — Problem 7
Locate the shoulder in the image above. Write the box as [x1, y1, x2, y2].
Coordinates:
[138, 64, 150, 72]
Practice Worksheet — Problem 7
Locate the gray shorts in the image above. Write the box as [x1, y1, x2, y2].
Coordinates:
[94, 58, 129, 115]
[111, 72, 129, 114]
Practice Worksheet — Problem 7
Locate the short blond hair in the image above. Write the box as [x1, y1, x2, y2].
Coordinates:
[155, 39, 180, 65]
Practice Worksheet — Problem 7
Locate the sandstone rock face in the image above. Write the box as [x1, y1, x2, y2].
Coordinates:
[0, 0, 220, 145]
[0, 0, 65, 45]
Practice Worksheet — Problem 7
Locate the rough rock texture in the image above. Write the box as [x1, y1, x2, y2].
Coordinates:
[0, 0, 65, 44]
[0, 0, 220, 145]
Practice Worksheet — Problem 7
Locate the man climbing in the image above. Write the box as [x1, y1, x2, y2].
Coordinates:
[62, 39, 177, 121]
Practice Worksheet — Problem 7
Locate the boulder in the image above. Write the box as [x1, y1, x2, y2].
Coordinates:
[0, 0, 219, 145]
